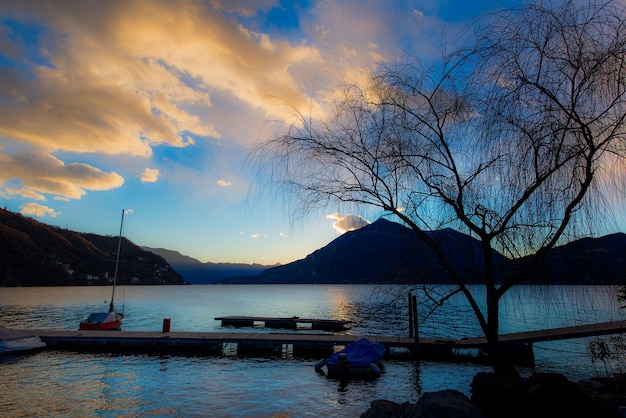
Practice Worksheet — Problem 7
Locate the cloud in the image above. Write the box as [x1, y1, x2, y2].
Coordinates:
[217, 179, 233, 187]
[326, 213, 370, 234]
[0, 0, 420, 158]
[0, 0, 343, 205]
[0, 151, 124, 200]
[5, 187, 46, 201]
[20, 202, 60, 218]
[141, 167, 160, 183]
[0, 0, 461, 211]
[251, 233, 261, 239]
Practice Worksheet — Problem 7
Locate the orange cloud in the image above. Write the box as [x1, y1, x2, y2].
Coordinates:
[0, 0, 443, 206]
[326, 213, 370, 234]
[5, 187, 46, 201]
[141, 167, 160, 183]
[20, 202, 60, 218]
[0, 151, 124, 200]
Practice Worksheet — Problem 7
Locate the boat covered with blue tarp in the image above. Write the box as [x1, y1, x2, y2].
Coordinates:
[315, 337, 385, 378]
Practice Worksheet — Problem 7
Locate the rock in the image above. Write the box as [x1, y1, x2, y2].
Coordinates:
[471, 371, 599, 418]
[578, 376, 626, 418]
[412, 390, 484, 418]
[577, 378, 605, 395]
[360, 399, 400, 418]
[363, 372, 626, 418]
[517, 372, 595, 418]
[470, 371, 525, 418]
[360, 391, 483, 418]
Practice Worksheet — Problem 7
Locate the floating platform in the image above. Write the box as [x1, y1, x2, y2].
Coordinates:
[215, 316, 351, 331]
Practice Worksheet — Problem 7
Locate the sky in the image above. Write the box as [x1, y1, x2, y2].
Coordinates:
[2, 0, 613, 265]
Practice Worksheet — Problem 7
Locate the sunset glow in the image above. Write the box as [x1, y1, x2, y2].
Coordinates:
[3, 0, 622, 265]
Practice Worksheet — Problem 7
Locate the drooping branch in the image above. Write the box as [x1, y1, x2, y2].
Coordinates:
[254, 0, 626, 372]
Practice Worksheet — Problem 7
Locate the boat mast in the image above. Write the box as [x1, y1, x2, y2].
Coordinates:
[109, 209, 124, 313]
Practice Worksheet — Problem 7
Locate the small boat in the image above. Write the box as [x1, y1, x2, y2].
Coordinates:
[79, 210, 126, 331]
[79, 311, 123, 331]
[0, 326, 46, 353]
[315, 338, 385, 378]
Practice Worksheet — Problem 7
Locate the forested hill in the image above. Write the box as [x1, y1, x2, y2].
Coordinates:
[0, 208, 186, 286]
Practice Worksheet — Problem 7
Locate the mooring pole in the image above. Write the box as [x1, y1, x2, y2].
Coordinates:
[408, 292, 414, 338]
[412, 293, 419, 362]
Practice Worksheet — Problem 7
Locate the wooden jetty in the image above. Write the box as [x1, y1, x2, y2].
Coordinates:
[439, 319, 626, 366]
[457, 319, 626, 347]
[25, 319, 626, 365]
[214, 316, 351, 331]
[33, 329, 407, 358]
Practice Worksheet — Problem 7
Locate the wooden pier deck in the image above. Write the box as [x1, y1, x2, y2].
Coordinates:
[456, 319, 626, 347]
[22, 319, 626, 364]
[33, 329, 411, 358]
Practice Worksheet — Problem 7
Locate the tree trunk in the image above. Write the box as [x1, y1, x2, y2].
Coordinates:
[486, 294, 520, 378]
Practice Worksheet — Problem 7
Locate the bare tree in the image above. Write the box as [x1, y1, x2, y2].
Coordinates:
[256, 0, 626, 373]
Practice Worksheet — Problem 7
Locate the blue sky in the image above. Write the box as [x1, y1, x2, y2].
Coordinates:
[3, 0, 611, 265]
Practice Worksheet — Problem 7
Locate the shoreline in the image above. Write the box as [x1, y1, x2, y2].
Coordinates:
[362, 371, 626, 418]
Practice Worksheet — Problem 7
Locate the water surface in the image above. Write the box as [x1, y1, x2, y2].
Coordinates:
[0, 284, 623, 417]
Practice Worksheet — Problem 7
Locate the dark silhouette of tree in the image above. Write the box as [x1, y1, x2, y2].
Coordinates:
[255, 0, 626, 373]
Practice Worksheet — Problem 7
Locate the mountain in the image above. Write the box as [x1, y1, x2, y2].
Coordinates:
[0, 208, 186, 286]
[219, 218, 509, 284]
[142, 247, 271, 284]
[520, 233, 626, 285]
[218, 219, 626, 285]
[3, 206, 625, 287]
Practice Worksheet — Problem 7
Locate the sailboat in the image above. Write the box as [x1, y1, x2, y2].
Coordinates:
[79, 210, 126, 331]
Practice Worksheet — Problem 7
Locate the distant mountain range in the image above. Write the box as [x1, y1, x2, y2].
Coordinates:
[0, 208, 185, 286]
[2, 207, 625, 286]
[215, 219, 626, 285]
[518, 233, 626, 285]
[219, 219, 508, 284]
[141, 247, 271, 284]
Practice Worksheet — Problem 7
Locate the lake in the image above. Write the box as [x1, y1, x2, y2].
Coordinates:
[0, 284, 624, 417]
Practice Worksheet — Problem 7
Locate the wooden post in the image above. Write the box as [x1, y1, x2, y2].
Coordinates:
[408, 293, 414, 338]
[412, 294, 419, 361]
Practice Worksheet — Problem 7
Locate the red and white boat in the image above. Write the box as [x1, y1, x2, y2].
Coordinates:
[79, 210, 126, 331]
[79, 311, 123, 331]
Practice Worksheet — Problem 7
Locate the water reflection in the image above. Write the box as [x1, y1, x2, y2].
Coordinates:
[409, 360, 423, 396]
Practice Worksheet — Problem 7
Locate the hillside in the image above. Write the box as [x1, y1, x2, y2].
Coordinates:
[0, 208, 186, 286]
[142, 247, 271, 284]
